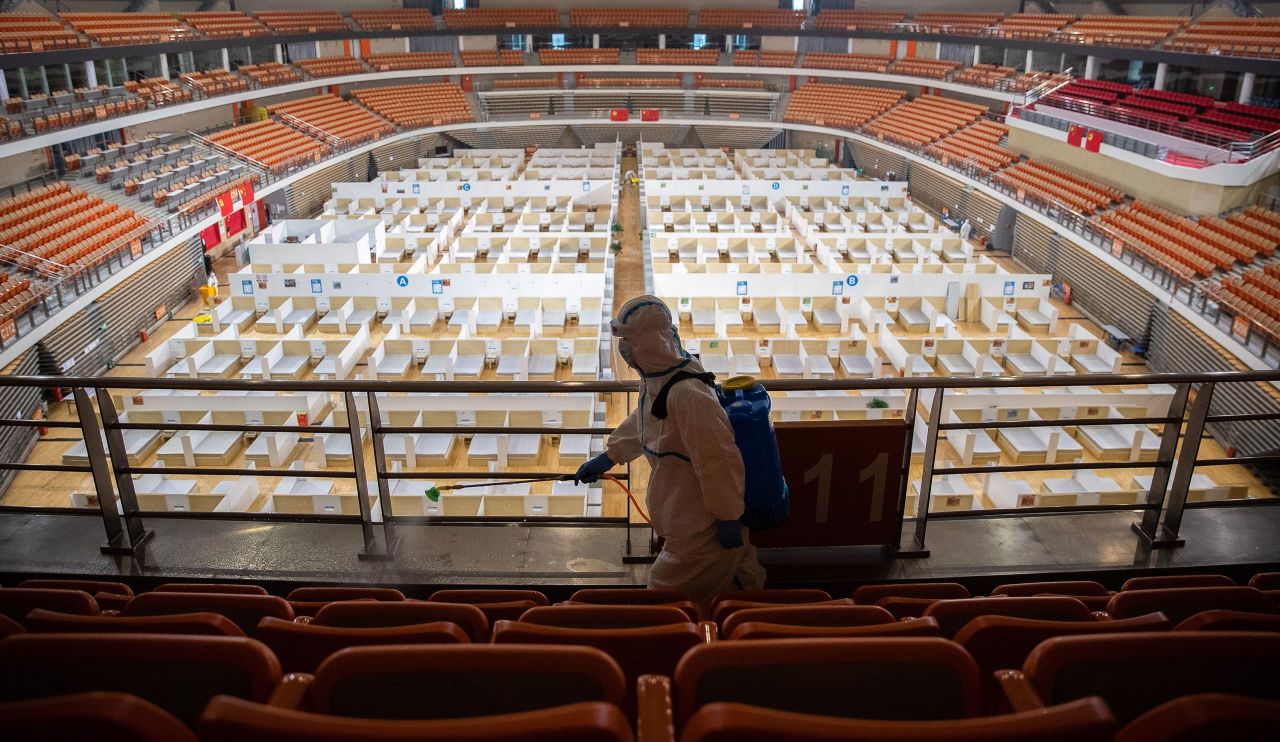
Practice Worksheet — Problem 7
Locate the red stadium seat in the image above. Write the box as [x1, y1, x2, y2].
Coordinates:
[0, 692, 196, 742]
[728, 617, 943, 640]
[155, 583, 269, 595]
[1174, 609, 1280, 632]
[255, 616, 468, 673]
[428, 589, 549, 623]
[1106, 587, 1275, 625]
[517, 604, 693, 628]
[286, 587, 405, 617]
[1114, 693, 1280, 742]
[681, 697, 1116, 742]
[1249, 573, 1280, 591]
[1121, 574, 1235, 591]
[923, 596, 1095, 638]
[712, 598, 854, 627]
[0, 614, 24, 638]
[991, 580, 1110, 598]
[23, 608, 245, 637]
[199, 696, 633, 742]
[0, 588, 99, 626]
[714, 589, 832, 607]
[565, 589, 700, 621]
[123, 592, 294, 635]
[720, 604, 896, 638]
[19, 579, 133, 597]
[313, 600, 489, 642]
[852, 582, 970, 605]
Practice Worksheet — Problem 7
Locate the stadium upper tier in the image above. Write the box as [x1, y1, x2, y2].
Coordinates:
[0, 10, 1276, 60]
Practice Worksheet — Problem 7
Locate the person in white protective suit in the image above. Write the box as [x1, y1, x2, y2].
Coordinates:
[575, 295, 766, 609]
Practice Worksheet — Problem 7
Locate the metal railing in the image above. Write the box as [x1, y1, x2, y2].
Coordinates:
[0, 370, 1276, 560]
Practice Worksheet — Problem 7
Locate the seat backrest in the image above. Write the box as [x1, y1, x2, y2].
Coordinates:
[428, 589, 549, 606]
[199, 696, 633, 742]
[256, 617, 468, 673]
[0, 614, 24, 638]
[729, 617, 942, 641]
[569, 588, 690, 605]
[123, 592, 294, 635]
[713, 598, 854, 626]
[1024, 632, 1280, 724]
[1107, 587, 1275, 625]
[308, 645, 625, 720]
[19, 579, 134, 597]
[286, 587, 405, 602]
[673, 638, 981, 728]
[0, 691, 196, 742]
[0, 588, 100, 625]
[1114, 692, 1280, 742]
[721, 604, 895, 638]
[853, 583, 970, 605]
[0, 634, 281, 726]
[681, 698, 1115, 742]
[24, 608, 245, 637]
[154, 583, 269, 595]
[991, 581, 1109, 598]
[313, 600, 489, 642]
[874, 596, 941, 620]
[518, 604, 692, 629]
[923, 596, 1094, 638]
[1249, 572, 1280, 591]
[1120, 574, 1234, 591]
[1174, 609, 1280, 633]
[713, 589, 832, 609]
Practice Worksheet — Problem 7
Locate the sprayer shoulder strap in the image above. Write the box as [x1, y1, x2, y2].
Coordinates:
[650, 371, 716, 421]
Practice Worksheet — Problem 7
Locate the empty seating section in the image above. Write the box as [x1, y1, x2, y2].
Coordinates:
[5, 88, 149, 137]
[911, 13, 1003, 34]
[61, 13, 196, 46]
[0, 183, 148, 273]
[802, 53, 891, 73]
[733, 51, 798, 68]
[0, 274, 35, 326]
[350, 9, 435, 31]
[699, 9, 806, 30]
[539, 49, 621, 65]
[205, 119, 327, 172]
[443, 8, 559, 29]
[637, 49, 719, 66]
[578, 76, 680, 88]
[129, 78, 192, 107]
[783, 84, 903, 130]
[996, 160, 1122, 213]
[992, 14, 1074, 39]
[1054, 16, 1186, 48]
[179, 70, 248, 97]
[0, 16, 84, 54]
[569, 10, 688, 28]
[252, 11, 347, 34]
[351, 83, 473, 127]
[1213, 270, 1280, 340]
[1171, 18, 1280, 58]
[1094, 202, 1238, 279]
[891, 58, 961, 80]
[699, 78, 766, 90]
[460, 50, 526, 67]
[814, 11, 906, 31]
[364, 52, 454, 72]
[180, 12, 268, 39]
[269, 95, 393, 146]
[926, 120, 1016, 173]
[864, 95, 986, 148]
[953, 64, 1016, 89]
[293, 57, 366, 79]
[493, 77, 558, 90]
[236, 63, 301, 87]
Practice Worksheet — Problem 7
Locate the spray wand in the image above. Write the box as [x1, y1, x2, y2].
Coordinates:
[424, 473, 650, 523]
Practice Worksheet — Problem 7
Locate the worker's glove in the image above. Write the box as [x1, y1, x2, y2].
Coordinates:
[715, 519, 744, 549]
[574, 453, 614, 485]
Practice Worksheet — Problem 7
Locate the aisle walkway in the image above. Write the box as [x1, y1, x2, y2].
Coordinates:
[612, 155, 646, 383]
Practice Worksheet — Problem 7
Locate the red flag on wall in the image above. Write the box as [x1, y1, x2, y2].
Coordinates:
[1066, 124, 1084, 146]
[609, 109, 629, 122]
[241, 180, 255, 205]
[641, 109, 659, 122]
[1084, 129, 1103, 153]
[216, 192, 234, 217]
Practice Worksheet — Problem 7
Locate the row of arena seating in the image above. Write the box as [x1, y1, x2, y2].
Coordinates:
[443, 8, 559, 29]
[801, 52, 891, 73]
[0, 15, 85, 54]
[996, 160, 1123, 214]
[1168, 17, 1280, 59]
[0, 573, 1276, 739]
[1054, 16, 1186, 48]
[892, 58, 962, 80]
[578, 76, 682, 88]
[492, 76, 558, 90]
[292, 56, 367, 79]
[925, 120, 1016, 174]
[636, 49, 720, 66]
[0, 182, 148, 272]
[363, 51, 454, 72]
[991, 13, 1074, 39]
[812, 10, 907, 31]
[60, 12, 196, 46]
[180, 11, 269, 38]
[0, 274, 36, 327]
[781, 83, 904, 130]
[236, 63, 302, 87]
[350, 83, 473, 128]
[179, 70, 249, 97]
[204, 119, 327, 173]
[699, 9, 807, 30]
[539, 48, 622, 65]
[252, 11, 347, 34]
[731, 50, 797, 68]
[911, 13, 1005, 34]
[863, 94, 987, 148]
[460, 49, 527, 67]
[952, 64, 1016, 88]
[268, 95, 394, 147]
[349, 9, 435, 32]
[569, 9, 689, 28]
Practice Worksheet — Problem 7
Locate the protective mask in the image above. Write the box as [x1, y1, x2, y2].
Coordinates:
[617, 337, 637, 370]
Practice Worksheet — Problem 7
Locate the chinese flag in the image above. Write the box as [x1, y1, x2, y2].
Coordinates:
[609, 109, 629, 122]
[1084, 129, 1102, 152]
[241, 180, 255, 205]
[1066, 124, 1084, 146]
[217, 192, 233, 217]
[641, 109, 659, 122]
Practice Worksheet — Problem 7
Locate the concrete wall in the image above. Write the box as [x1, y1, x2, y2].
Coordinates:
[0, 151, 50, 190]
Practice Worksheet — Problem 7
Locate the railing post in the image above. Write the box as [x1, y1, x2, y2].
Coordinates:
[907, 387, 945, 555]
[344, 391, 393, 560]
[894, 387, 927, 557]
[73, 387, 151, 555]
[364, 390, 399, 558]
[1132, 382, 1191, 547]
[1160, 382, 1215, 543]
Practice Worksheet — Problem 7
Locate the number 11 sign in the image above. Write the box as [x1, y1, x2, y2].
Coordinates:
[752, 420, 908, 550]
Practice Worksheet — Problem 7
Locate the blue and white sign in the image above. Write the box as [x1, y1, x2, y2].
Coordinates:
[1003, 280, 1015, 296]
[462, 183, 471, 192]
[770, 181, 780, 191]
[310, 279, 322, 294]
[582, 181, 590, 192]
[736, 280, 749, 296]
[841, 184, 850, 196]
[241, 279, 253, 295]
[845, 275, 859, 287]
[412, 183, 420, 194]
[831, 281, 844, 296]
[742, 185, 750, 195]
[431, 279, 444, 295]
[396, 275, 410, 288]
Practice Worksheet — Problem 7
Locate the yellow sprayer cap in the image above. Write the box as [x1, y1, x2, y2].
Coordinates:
[722, 375, 756, 392]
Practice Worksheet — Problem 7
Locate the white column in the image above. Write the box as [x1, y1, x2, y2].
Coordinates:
[525, 35, 533, 52]
[849, 39, 856, 54]
[973, 45, 980, 65]
[404, 38, 411, 53]
[84, 61, 98, 88]
[274, 44, 284, 64]
[220, 47, 230, 71]
[1239, 72, 1256, 104]
[1154, 63, 1168, 91]
[0, 72, 9, 103]
[725, 35, 733, 52]
[351, 40, 361, 58]
[1084, 55, 1098, 80]
[158, 53, 169, 79]
[592, 34, 600, 49]
[1059, 53, 1066, 72]
[658, 34, 666, 49]
[1024, 49, 1033, 72]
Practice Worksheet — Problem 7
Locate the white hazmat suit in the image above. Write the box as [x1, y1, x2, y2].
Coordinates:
[604, 296, 765, 609]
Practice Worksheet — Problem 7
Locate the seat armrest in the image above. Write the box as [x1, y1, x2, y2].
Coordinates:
[1090, 611, 1112, 621]
[637, 674, 675, 742]
[995, 669, 1045, 713]
[293, 615, 313, 624]
[698, 621, 717, 643]
[267, 672, 314, 709]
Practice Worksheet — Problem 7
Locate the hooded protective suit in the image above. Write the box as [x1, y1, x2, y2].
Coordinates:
[606, 295, 765, 608]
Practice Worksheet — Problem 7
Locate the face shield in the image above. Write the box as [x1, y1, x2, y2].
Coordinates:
[611, 296, 688, 377]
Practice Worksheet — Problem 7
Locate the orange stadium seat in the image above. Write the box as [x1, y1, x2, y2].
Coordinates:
[255, 617, 468, 673]
[636, 49, 719, 66]
[863, 94, 987, 147]
[61, 12, 196, 46]
[0, 692, 197, 742]
[351, 9, 436, 32]
[252, 11, 347, 34]
[802, 52, 891, 73]
[269, 94, 395, 146]
[181, 12, 268, 39]
[926, 119, 1017, 173]
[443, 8, 559, 30]
[205, 119, 328, 172]
[23, 609, 245, 637]
[814, 10, 907, 32]
[313, 600, 490, 642]
[351, 83, 473, 127]
[570, 9, 689, 28]
[997, 160, 1123, 213]
[539, 48, 622, 65]
[123, 591, 295, 635]
[460, 49, 527, 67]
[293, 56, 367, 78]
[699, 9, 806, 30]
[364, 51, 455, 72]
[783, 83, 904, 130]
[237, 63, 302, 87]
[0, 15, 86, 54]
